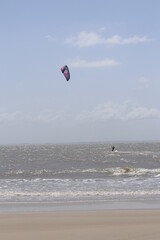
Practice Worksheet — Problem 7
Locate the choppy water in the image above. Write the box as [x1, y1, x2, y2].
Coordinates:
[0, 142, 160, 203]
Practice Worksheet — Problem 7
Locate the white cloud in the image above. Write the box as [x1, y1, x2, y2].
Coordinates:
[66, 31, 149, 48]
[77, 103, 160, 121]
[1, 103, 159, 126]
[66, 32, 102, 47]
[99, 26, 106, 32]
[106, 35, 148, 46]
[0, 112, 22, 123]
[138, 76, 150, 89]
[69, 59, 119, 68]
[44, 35, 56, 42]
[127, 107, 160, 120]
[0, 111, 61, 124]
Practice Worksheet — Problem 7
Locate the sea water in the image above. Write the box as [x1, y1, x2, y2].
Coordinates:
[0, 142, 160, 211]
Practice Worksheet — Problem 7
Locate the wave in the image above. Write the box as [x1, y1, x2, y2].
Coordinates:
[0, 189, 160, 200]
[111, 167, 160, 177]
[2, 167, 160, 179]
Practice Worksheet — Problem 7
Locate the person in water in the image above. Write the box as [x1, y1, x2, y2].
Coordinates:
[112, 146, 115, 151]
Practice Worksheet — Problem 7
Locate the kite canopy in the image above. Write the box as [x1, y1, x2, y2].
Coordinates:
[61, 65, 70, 81]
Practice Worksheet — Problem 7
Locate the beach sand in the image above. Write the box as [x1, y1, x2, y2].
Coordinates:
[0, 210, 160, 240]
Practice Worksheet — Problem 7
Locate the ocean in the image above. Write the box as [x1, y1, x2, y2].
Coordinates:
[0, 142, 160, 211]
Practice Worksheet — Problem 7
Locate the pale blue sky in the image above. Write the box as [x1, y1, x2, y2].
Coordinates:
[0, 0, 160, 144]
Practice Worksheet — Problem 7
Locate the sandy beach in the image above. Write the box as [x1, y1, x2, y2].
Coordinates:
[0, 210, 160, 240]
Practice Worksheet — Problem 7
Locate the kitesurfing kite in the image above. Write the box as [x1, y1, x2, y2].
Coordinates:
[61, 65, 70, 81]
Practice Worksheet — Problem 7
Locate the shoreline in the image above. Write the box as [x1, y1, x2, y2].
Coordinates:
[0, 210, 160, 240]
[0, 199, 160, 213]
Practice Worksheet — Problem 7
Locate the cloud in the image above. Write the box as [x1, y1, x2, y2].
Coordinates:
[138, 77, 150, 89]
[0, 111, 61, 124]
[106, 35, 148, 46]
[77, 103, 160, 122]
[99, 26, 106, 32]
[66, 31, 149, 48]
[127, 107, 160, 120]
[44, 34, 56, 42]
[69, 59, 119, 68]
[66, 32, 102, 47]
[0, 112, 22, 123]
[1, 103, 160, 126]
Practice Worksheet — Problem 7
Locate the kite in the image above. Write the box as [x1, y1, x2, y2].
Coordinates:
[61, 65, 70, 81]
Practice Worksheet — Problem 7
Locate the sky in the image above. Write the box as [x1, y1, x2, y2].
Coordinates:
[0, 0, 160, 144]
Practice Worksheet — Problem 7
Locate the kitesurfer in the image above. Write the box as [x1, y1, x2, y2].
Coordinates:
[112, 146, 115, 151]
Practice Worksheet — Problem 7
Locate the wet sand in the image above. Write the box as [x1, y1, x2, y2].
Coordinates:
[0, 210, 160, 240]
